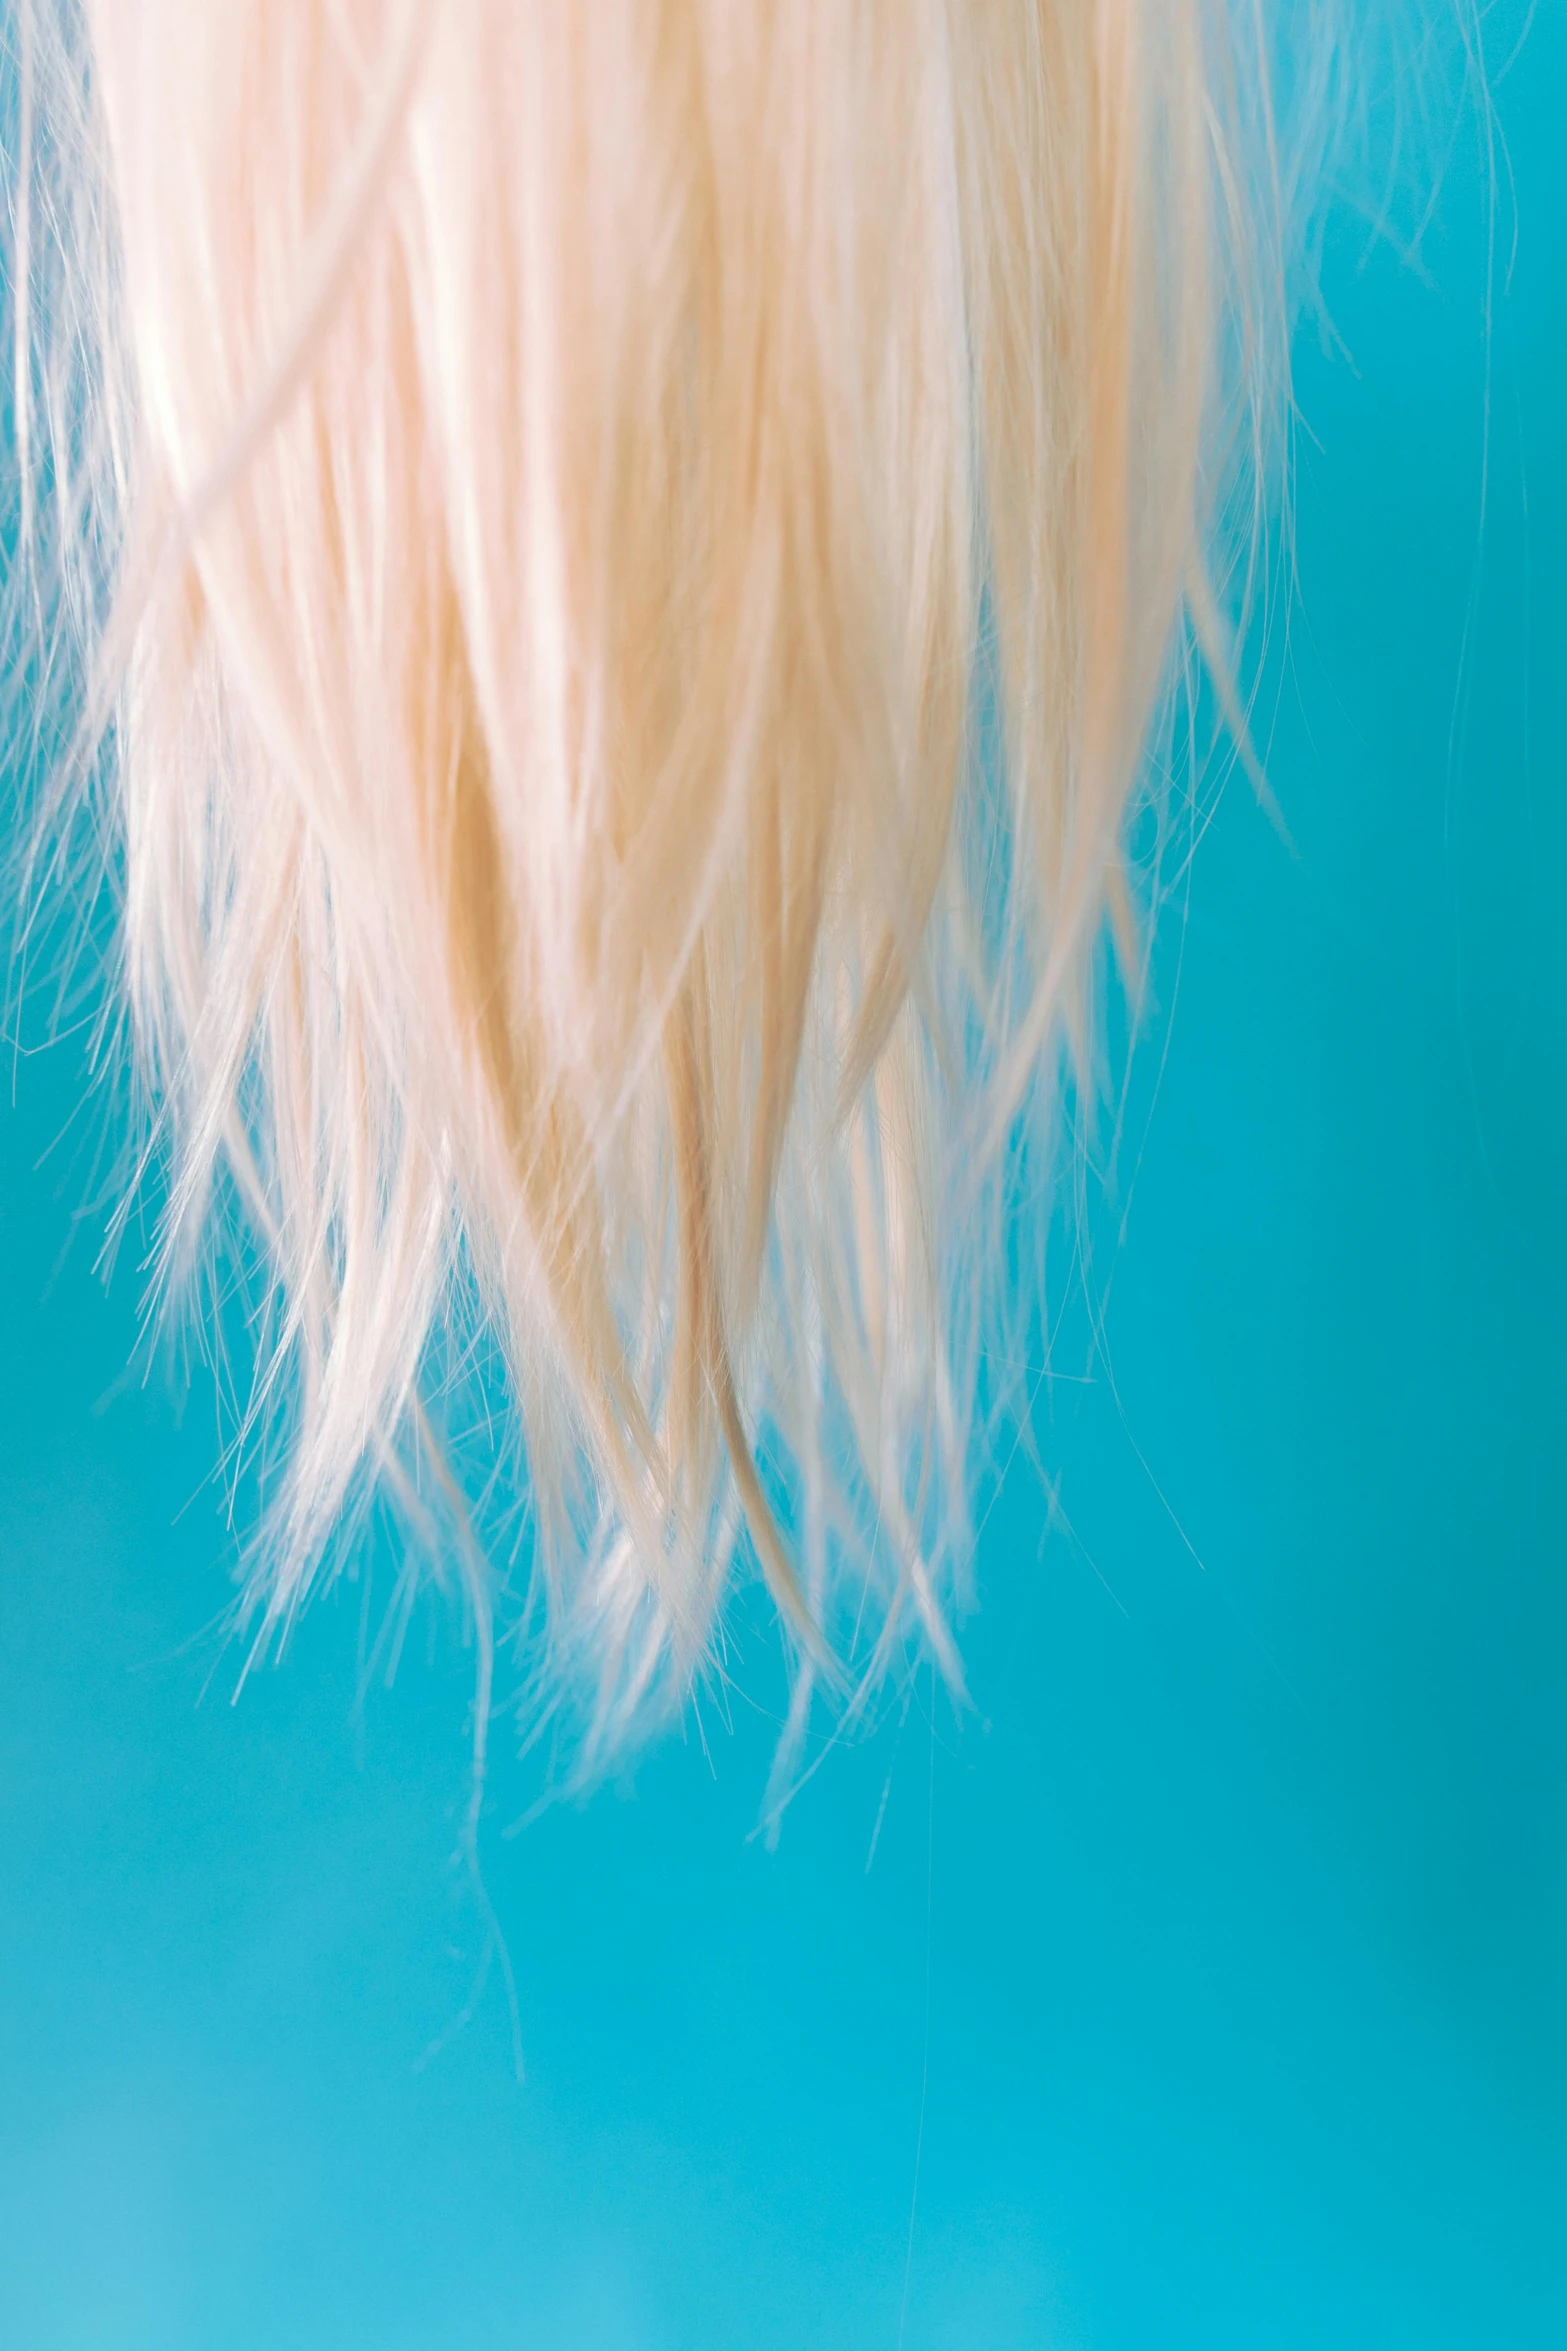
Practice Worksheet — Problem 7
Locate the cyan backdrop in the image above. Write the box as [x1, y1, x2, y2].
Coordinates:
[2, 10, 1563, 2347]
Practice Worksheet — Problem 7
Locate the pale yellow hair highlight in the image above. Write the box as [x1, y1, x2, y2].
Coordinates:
[5, 1, 1298, 1772]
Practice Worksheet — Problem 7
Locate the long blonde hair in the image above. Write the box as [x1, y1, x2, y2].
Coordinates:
[4, 1, 1309, 1778]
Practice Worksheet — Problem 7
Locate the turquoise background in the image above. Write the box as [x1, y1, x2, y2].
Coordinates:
[2, 10, 1564, 2345]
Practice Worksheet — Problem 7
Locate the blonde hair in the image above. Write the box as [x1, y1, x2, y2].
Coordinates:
[5, 1, 1304, 1780]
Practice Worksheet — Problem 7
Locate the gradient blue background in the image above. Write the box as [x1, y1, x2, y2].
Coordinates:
[2, 11, 1564, 2346]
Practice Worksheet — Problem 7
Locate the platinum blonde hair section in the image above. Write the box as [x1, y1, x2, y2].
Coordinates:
[4, 1, 1302, 1780]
